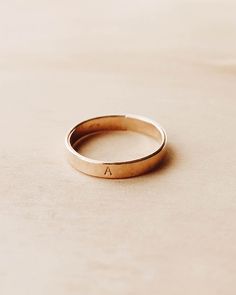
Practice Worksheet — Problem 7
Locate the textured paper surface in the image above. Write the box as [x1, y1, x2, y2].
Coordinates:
[0, 1, 236, 294]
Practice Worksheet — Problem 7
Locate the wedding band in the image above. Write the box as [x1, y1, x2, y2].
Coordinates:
[65, 114, 167, 179]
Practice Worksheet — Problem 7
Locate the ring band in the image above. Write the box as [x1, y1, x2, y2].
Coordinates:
[65, 114, 167, 179]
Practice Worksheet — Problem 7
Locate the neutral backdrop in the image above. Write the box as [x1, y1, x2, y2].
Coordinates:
[0, 0, 236, 294]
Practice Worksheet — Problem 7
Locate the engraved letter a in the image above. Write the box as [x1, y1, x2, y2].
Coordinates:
[104, 166, 112, 176]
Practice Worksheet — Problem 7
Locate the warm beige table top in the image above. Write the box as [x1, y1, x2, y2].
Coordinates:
[0, 1, 236, 294]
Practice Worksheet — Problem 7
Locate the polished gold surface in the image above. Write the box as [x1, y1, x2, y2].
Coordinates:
[66, 115, 167, 178]
[1, 0, 236, 294]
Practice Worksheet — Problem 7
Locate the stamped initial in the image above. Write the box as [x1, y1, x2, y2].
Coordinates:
[104, 166, 112, 176]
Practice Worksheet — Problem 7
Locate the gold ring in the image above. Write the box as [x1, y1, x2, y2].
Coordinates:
[65, 114, 167, 179]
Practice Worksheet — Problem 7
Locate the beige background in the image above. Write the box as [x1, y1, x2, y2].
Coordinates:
[0, 0, 236, 294]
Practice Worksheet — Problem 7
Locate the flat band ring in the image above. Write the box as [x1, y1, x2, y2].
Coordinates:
[65, 114, 167, 179]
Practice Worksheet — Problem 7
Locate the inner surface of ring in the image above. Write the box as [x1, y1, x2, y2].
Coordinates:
[69, 116, 163, 150]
